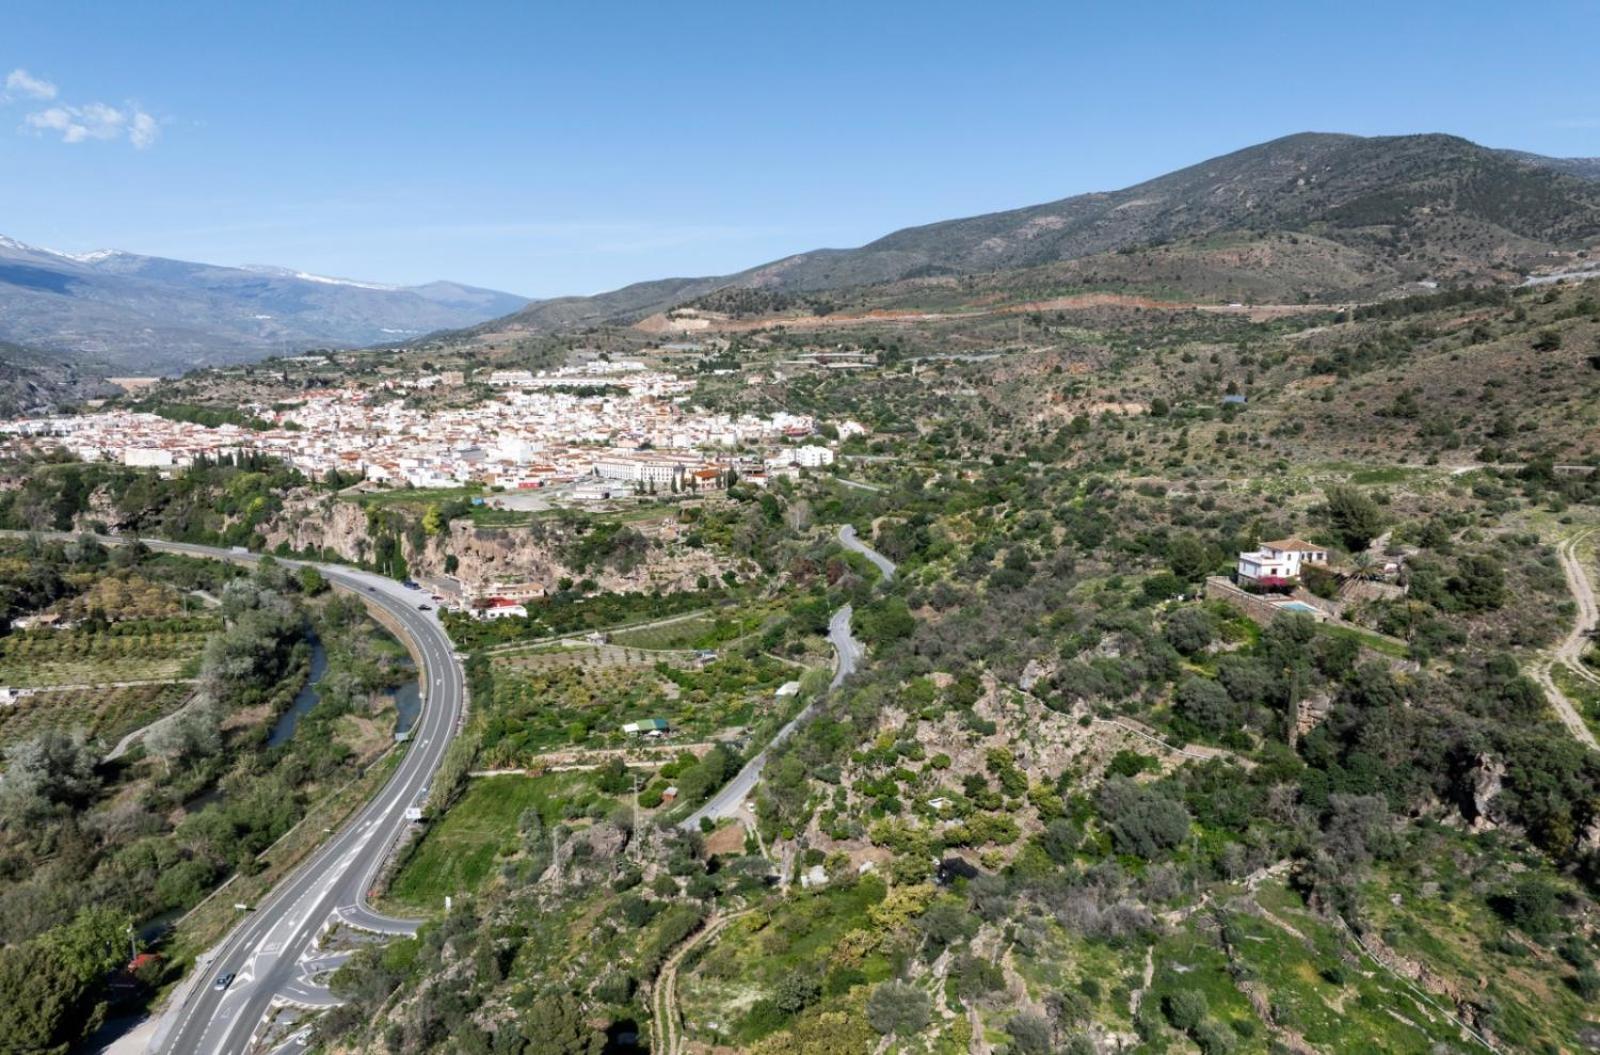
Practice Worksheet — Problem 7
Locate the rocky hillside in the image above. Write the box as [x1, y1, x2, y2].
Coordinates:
[0, 338, 118, 417]
[259, 493, 739, 598]
[474, 133, 1600, 337]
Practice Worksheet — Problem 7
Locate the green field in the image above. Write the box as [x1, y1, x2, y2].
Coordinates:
[345, 485, 486, 508]
[1317, 621, 1410, 659]
[608, 605, 769, 651]
[385, 773, 600, 910]
[1550, 663, 1600, 739]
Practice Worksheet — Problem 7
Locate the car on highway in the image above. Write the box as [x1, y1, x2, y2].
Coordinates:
[402, 580, 420, 590]
[214, 971, 236, 991]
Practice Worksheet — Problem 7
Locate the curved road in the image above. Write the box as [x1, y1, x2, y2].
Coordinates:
[839, 523, 896, 581]
[679, 526, 894, 830]
[20, 535, 468, 1055]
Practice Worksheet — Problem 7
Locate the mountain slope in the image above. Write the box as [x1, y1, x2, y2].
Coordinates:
[0, 237, 529, 373]
[0, 338, 118, 417]
[1500, 148, 1600, 182]
[484, 132, 1600, 335]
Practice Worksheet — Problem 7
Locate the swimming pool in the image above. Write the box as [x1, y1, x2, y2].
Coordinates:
[1276, 601, 1319, 614]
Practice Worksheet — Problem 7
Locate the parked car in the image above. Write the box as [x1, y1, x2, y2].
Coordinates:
[418, 604, 432, 611]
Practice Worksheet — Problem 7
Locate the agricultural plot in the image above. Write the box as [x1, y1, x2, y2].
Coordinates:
[0, 618, 215, 687]
[53, 572, 194, 621]
[0, 681, 192, 749]
[607, 605, 769, 651]
[1356, 843, 1600, 1052]
[385, 772, 607, 911]
[1203, 884, 1464, 1053]
[499, 642, 699, 672]
[480, 651, 795, 766]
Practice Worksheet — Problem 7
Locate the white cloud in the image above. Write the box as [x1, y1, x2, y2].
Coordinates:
[23, 100, 160, 148]
[3, 68, 57, 101]
[5, 67, 160, 148]
[129, 110, 158, 149]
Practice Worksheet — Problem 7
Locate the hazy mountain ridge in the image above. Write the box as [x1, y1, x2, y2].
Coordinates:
[0, 338, 119, 417]
[0, 237, 529, 373]
[482, 132, 1600, 335]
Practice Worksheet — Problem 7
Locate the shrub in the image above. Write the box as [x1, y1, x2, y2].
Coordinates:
[1163, 607, 1216, 655]
[1192, 1018, 1236, 1054]
[866, 980, 931, 1036]
[1174, 676, 1237, 734]
[1097, 778, 1191, 858]
[1163, 989, 1209, 1031]
[1492, 876, 1561, 937]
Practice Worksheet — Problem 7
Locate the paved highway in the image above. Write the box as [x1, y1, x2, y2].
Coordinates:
[15, 536, 468, 1055]
[150, 544, 465, 1055]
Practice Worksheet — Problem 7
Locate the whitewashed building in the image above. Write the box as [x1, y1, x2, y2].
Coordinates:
[1236, 538, 1329, 585]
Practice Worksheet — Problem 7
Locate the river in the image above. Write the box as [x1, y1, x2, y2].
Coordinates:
[267, 636, 422, 747]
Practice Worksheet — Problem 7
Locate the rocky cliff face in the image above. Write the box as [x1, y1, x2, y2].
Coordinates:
[261, 493, 740, 596]
[263, 495, 374, 564]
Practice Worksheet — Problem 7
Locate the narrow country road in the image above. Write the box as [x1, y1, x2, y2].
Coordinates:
[0, 532, 468, 1055]
[678, 604, 861, 829]
[839, 523, 897, 581]
[1532, 531, 1598, 750]
[678, 526, 895, 830]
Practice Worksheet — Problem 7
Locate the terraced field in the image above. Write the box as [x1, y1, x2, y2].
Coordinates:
[0, 618, 216, 687]
[0, 681, 193, 749]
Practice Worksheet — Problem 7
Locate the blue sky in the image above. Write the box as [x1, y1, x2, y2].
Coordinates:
[3, 1, 1597, 297]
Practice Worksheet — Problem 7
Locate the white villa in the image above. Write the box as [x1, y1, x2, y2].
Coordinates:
[1236, 538, 1329, 585]
[471, 599, 528, 621]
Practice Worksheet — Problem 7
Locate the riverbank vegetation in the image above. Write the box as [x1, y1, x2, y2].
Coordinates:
[0, 540, 419, 1051]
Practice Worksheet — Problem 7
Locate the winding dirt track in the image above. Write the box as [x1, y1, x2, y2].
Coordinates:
[650, 910, 752, 1055]
[1531, 531, 1598, 750]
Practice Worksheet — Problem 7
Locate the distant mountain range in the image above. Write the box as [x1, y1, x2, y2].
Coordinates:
[6, 132, 1597, 383]
[471, 132, 1600, 336]
[0, 237, 528, 373]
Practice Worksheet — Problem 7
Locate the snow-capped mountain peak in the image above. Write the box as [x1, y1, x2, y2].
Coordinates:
[59, 248, 123, 264]
[239, 264, 398, 291]
[0, 234, 122, 263]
